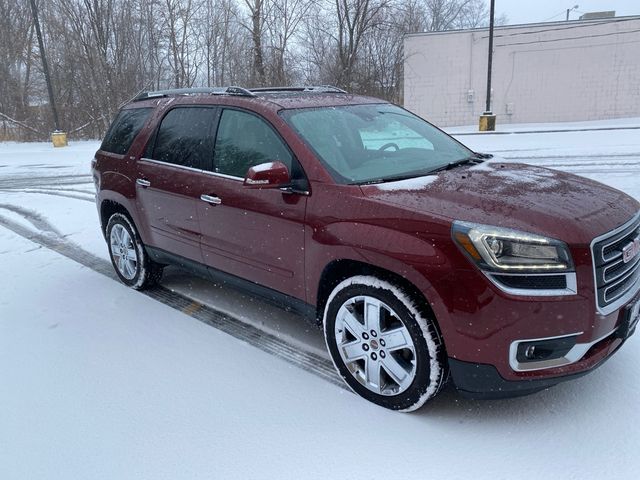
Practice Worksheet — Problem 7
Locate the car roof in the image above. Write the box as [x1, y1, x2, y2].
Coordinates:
[124, 86, 387, 113]
[252, 92, 385, 109]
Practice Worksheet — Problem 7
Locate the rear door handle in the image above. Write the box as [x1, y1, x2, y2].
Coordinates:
[136, 178, 151, 188]
[200, 194, 222, 205]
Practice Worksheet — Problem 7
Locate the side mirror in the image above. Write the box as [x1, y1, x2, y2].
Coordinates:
[243, 161, 291, 189]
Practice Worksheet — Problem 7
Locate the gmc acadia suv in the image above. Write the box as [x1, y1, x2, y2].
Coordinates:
[92, 86, 640, 411]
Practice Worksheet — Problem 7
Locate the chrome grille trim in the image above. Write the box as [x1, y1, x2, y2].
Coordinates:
[603, 267, 640, 303]
[591, 211, 640, 315]
[603, 254, 640, 284]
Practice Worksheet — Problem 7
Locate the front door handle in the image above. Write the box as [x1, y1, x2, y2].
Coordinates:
[136, 178, 151, 188]
[200, 194, 222, 205]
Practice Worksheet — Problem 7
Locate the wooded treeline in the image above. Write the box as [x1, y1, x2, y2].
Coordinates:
[0, 0, 500, 140]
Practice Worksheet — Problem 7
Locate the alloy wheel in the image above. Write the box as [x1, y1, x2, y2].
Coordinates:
[334, 295, 417, 396]
[109, 223, 138, 280]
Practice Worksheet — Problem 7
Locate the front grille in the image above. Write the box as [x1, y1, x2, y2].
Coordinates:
[592, 213, 640, 312]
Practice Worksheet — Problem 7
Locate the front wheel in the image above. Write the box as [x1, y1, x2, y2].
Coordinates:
[323, 275, 447, 412]
[106, 212, 163, 290]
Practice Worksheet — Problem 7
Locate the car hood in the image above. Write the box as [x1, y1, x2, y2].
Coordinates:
[359, 162, 639, 244]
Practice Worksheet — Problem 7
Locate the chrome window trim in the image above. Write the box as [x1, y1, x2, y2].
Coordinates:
[139, 157, 243, 181]
[591, 211, 640, 315]
[138, 157, 311, 195]
[484, 272, 577, 297]
[509, 328, 616, 372]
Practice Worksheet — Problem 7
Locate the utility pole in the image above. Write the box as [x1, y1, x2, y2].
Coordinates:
[29, 0, 61, 133]
[479, 0, 496, 131]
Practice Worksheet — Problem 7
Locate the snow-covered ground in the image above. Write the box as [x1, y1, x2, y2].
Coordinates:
[1, 118, 639, 479]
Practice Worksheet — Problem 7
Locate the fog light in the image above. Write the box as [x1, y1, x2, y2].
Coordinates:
[515, 335, 579, 363]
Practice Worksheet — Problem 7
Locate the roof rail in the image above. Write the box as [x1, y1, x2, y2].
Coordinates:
[132, 86, 255, 102]
[250, 85, 348, 94]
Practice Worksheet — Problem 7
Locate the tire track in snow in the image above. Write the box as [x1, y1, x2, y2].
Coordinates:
[0, 174, 92, 189]
[495, 152, 640, 159]
[0, 203, 66, 237]
[12, 189, 95, 203]
[493, 153, 640, 177]
[0, 209, 343, 389]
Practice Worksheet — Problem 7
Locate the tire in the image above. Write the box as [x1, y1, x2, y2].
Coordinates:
[323, 275, 447, 412]
[106, 212, 163, 290]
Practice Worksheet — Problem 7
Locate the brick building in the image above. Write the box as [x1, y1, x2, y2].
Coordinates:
[404, 16, 640, 127]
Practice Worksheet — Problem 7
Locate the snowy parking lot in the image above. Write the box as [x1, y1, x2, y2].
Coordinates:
[1, 118, 639, 479]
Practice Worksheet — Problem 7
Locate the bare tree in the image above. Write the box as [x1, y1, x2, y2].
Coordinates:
[264, 0, 311, 84]
[332, 0, 390, 89]
[242, 0, 267, 85]
[0, 0, 497, 140]
[162, 0, 200, 88]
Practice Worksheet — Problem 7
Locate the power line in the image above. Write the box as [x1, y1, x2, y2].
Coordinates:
[540, 10, 569, 23]
[478, 16, 640, 40]
[495, 27, 640, 47]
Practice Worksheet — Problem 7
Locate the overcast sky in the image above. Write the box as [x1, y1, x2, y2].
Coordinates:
[496, 0, 639, 25]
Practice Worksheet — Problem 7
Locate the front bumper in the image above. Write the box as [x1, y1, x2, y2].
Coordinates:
[449, 324, 632, 399]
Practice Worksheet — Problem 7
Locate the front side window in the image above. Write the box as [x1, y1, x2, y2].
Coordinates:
[101, 108, 152, 155]
[151, 107, 217, 169]
[282, 104, 472, 184]
[214, 109, 292, 178]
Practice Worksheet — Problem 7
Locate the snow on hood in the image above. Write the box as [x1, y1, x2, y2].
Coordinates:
[361, 162, 640, 243]
[372, 175, 439, 191]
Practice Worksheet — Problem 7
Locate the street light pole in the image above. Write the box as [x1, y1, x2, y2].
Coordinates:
[479, 0, 496, 131]
[485, 0, 495, 114]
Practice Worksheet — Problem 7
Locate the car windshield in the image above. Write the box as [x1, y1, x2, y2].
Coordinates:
[281, 103, 473, 184]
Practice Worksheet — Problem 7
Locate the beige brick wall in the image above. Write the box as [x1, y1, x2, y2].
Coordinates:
[404, 17, 640, 127]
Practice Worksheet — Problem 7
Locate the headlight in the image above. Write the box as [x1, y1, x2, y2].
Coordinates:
[452, 221, 573, 272]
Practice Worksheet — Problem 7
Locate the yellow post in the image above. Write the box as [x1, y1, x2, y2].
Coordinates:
[51, 131, 68, 147]
[479, 113, 496, 132]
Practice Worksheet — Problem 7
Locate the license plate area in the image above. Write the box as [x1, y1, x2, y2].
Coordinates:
[617, 298, 640, 339]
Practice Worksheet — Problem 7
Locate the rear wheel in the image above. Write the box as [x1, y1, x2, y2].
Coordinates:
[323, 275, 447, 411]
[106, 213, 163, 290]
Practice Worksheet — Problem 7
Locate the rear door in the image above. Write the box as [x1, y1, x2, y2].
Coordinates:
[136, 106, 218, 263]
[197, 108, 308, 300]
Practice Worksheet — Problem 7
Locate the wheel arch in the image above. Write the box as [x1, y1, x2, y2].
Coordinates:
[316, 259, 443, 338]
[100, 199, 134, 238]
[98, 187, 147, 242]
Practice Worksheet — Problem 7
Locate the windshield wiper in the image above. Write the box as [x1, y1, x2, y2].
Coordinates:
[428, 153, 491, 173]
[355, 153, 493, 185]
[358, 171, 435, 185]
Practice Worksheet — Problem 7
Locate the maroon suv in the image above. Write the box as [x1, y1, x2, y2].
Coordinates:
[92, 86, 640, 411]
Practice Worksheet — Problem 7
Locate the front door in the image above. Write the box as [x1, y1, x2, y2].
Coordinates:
[197, 108, 308, 300]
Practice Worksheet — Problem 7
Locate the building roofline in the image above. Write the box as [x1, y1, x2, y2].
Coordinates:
[404, 14, 640, 38]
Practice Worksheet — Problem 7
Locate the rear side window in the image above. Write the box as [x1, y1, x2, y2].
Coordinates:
[101, 108, 152, 155]
[214, 109, 292, 178]
[150, 107, 217, 169]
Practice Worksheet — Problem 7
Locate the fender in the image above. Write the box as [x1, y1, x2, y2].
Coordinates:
[305, 221, 455, 338]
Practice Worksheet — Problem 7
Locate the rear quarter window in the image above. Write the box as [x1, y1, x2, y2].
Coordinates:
[101, 108, 152, 155]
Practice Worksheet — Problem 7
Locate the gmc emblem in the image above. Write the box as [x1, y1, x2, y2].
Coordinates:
[622, 236, 640, 263]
